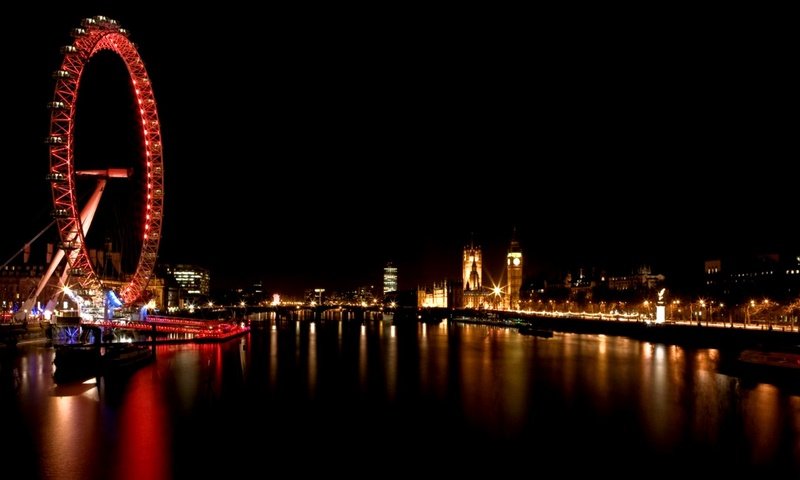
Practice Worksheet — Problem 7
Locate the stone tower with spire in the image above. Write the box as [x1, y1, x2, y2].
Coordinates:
[462, 237, 482, 292]
[462, 237, 484, 308]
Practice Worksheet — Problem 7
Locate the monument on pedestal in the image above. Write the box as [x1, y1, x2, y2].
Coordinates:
[656, 288, 666, 324]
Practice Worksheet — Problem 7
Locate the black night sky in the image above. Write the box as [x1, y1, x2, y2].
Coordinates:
[1, 3, 794, 296]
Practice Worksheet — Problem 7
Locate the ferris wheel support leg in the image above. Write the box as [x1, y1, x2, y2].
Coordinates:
[56, 179, 107, 289]
[13, 180, 108, 322]
[78, 179, 107, 228]
[55, 179, 107, 300]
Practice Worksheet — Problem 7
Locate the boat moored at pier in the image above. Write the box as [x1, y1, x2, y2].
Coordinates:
[738, 346, 800, 373]
[53, 341, 154, 383]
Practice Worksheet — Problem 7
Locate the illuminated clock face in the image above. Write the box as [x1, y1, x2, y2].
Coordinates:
[512, 257, 521, 266]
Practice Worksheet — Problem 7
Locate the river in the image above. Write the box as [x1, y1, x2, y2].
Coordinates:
[1, 319, 798, 478]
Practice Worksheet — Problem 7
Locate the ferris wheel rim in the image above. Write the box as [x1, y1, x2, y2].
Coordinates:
[47, 16, 164, 305]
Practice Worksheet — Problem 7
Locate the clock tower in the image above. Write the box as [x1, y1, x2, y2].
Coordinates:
[506, 229, 522, 310]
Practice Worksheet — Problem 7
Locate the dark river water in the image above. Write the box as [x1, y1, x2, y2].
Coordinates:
[1, 319, 799, 478]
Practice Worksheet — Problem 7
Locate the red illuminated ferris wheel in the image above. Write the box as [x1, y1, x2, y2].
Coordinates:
[45, 16, 163, 305]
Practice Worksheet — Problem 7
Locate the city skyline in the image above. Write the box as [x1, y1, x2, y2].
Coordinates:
[0, 6, 794, 296]
[2, 9, 798, 478]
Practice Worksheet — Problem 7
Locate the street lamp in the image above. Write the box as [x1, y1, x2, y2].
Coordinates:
[670, 299, 680, 321]
[492, 286, 502, 310]
[764, 299, 772, 330]
[699, 299, 706, 325]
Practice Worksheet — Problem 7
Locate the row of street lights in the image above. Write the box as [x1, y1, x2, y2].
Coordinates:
[525, 297, 789, 323]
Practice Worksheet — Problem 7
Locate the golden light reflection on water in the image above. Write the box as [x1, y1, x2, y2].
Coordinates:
[364, 326, 789, 461]
[269, 323, 278, 387]
[359, 323, 367, 391]
[385, 325, 397, 401]
[594, 335, 610, 413]
[560, 333, 577, 401]
[61, 324, 800, 475]
[791, 396, 800, 464]
[743, 383, 781, 466]
[691, 349, 726, 445]
[419, 324, 429, 394]
[418, 322, 449, 400]
[455, 325, 531, 437]
[42, 384, 102, 479]
[308, 322, 317, 397]
[638, 342, 680, 451]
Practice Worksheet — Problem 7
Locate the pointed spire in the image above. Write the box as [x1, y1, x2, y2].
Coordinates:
[509, 226, 520, 252]
[469, 256, 480, 290]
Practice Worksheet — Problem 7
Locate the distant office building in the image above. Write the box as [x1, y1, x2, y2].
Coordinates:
[165, 264, 210, 300]
[383, 262, 398, 294]
[352, 286, 377, 305]
[704, 253, 800, 302]
[506, 230, 523, 310]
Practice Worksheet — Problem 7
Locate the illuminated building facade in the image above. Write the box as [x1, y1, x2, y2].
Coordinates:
[462, 243, 486, 308]
[607, 266, 664, 292]
[0, 265, 52, 315]
[463, 243, 482, 291]
[2, 261, 168, 315]
[506, 231, 522, 310]
[165, 264, 210, 303]
[418, 281, 448, 308]
[383, 262, 398, 294]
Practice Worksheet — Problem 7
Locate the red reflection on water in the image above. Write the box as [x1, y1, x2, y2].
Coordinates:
[112, 371, 170, 480]
[214, 344, 223, 392]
